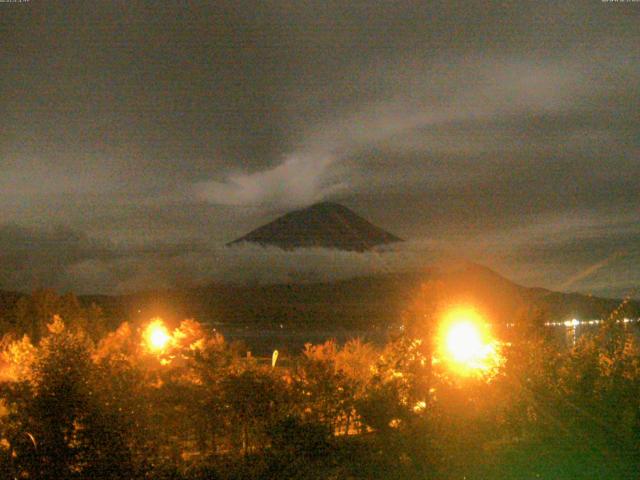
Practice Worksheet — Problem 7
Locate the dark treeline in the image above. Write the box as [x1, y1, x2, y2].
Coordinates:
[1, 285, 640, 479]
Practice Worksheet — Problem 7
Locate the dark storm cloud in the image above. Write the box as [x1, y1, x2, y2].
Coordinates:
[0, 1, 638, 296]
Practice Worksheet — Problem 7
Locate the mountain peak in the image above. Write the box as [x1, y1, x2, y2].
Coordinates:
[228, 202, 402, 251]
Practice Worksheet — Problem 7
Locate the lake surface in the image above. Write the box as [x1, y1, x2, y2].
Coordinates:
[215, 318, 640, 356]
[216, 325, 388, 356]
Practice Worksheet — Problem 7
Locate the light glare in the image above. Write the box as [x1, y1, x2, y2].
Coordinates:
[143, 318, 171, 352]
[438, 308, 502, 377]
[446, 321, 484, 363]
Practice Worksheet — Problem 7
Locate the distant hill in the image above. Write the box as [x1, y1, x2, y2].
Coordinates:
[78, 264, 640, 331]
[427, 263, 638, 326]
[228, 201, 402, 251]
[2, 265, 638, 340]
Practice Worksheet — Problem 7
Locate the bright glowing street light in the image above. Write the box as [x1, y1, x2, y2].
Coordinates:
[445, 320, 485, 364]
[437, 308, 502, 377]
[143, 318, 171, 353]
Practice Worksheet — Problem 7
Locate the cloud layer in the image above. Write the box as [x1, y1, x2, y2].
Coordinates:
[0, 1, 638, 297]
[194, 154, 345, 208]
[1, 212, 637, 299]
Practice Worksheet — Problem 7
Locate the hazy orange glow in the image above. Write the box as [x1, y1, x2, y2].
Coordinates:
[143, 318, 171, 352]
[437, 308, 502, 377]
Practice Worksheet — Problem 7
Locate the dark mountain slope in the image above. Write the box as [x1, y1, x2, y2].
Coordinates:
[77, 265, 640, 331]
[228, 202, 402, 251]
[2, 266, 637, 337]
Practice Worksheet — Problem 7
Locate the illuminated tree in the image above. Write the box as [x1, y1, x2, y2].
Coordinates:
[10, 290, 107, 341]
[221, 369, 291, 456]
[556, 313, 640, 451]
[0, 321, 143, 479]
[292, 341, 356, 434]
[335, 338, 378, 433]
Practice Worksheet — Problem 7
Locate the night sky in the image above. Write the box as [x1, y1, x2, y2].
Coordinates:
[1, 1, 638, 297]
